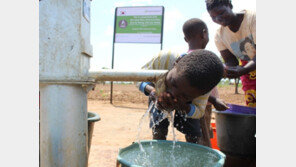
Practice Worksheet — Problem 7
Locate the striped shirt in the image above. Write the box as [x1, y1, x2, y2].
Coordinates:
[140, 49, 210, 119]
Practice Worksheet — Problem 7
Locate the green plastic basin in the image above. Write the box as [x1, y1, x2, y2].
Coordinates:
[117, 140, 225, 167]
[87, 111, 100, 156]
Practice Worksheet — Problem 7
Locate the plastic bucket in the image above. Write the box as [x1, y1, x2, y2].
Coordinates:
[117, 140, 225, 167]
[213, 104, 256, 157]
[87, 111, 100, 156]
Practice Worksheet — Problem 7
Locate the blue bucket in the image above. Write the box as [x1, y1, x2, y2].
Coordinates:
[223, 104, 256, 115]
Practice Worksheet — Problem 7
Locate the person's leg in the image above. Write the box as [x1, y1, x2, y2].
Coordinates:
[152, 119, 169, 140]
[173, 111, 201, 144]
[244, 88, 256, 107]
[241, 77, 256, 107]
[206, 105, 214, 139]
[198, 104, 213, 147]
[185, 134, 201, 144]
[149, 102, 169, 140]
[205, 104, 213, 138]
[199, 104, 217, 147]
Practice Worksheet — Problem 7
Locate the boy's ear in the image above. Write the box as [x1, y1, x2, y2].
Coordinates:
[202, 29, 207, 39]
[173, 56, 183, 66]
[184, 37, 188, 43]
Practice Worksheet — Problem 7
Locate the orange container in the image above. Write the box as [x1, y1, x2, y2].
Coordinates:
[210, 123, 220, 150]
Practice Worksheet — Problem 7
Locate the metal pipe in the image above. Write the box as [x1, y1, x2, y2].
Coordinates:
[89, 69, 168, 82]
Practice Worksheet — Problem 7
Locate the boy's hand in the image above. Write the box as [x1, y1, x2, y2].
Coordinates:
[149, 90, 157, 102]
[213, 98, 229, 111]
[157, 92, 190, 113]
[156, 92, 177, 112]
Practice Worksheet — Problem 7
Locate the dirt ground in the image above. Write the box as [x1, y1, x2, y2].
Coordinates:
[87, 84, 245, 167]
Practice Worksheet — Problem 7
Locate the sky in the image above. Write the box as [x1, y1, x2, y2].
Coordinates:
[89, 0, 256, 71]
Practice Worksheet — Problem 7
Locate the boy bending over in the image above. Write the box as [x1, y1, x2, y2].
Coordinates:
[139, 49, 224, 144]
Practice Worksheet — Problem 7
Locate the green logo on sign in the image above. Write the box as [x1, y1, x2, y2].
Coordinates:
[116, 15, 162, 34]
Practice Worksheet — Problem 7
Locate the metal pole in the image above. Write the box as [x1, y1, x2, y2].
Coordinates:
[110, 41, 115, 103]
[110, 8, 118, 104]
[110, 43, 114, 104]
[160, 6, 164, 50]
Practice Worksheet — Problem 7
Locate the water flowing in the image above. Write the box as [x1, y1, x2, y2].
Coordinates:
[137, 101, 154, 152]
[135, 101, 181, 167]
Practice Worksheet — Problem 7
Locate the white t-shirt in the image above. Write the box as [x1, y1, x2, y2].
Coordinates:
[215, 10, 256, 61]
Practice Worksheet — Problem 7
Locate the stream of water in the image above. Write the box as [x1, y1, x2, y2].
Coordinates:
[136, 101, 178, 166]
[137, 101, 177, 147]
[136, 101, 153, 152]
[132, 101, 222, 167]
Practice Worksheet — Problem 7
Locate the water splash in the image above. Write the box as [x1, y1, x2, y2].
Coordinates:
[150, 101, 170, 131]
[132, 100, 220, 166]
[168, 111, 177, 167]
[136, 100, 179, 167]
[137, 101, 154, 152]
[169, 111, 177, 148]
[148, 101, 178, 148]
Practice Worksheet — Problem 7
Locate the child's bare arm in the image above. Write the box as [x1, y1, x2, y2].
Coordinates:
[144, 84, 155, 94]
[144, 84, 157, 102]
[220, 49, 239, 67]
[222, 49, 256, 78]
[208, 95, 229, 111]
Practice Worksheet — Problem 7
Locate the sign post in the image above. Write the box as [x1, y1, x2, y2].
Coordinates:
[110, 6, 164, 103]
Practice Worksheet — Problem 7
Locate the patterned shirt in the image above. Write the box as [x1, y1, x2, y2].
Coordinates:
[139, 49, 210, 119]
[215, 10, 256, 61]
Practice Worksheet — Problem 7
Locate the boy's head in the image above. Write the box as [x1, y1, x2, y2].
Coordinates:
[240, 37, 256, 59]
[206, 0, 235, 27]
[183, 18, 209, 49]
[164, 49, 224, 102]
